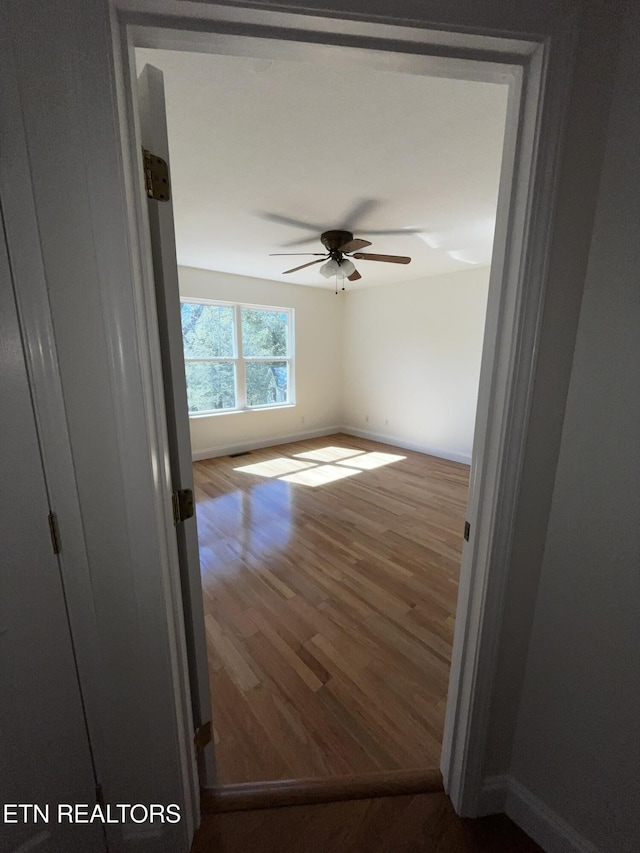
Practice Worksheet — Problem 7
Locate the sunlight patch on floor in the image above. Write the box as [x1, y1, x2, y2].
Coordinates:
[293, 446, 366, 463]
[281, 464, 361, 487]
[233, 446, 405, 487]
[234, 457, 315, 477]
[337, 451, 406, 470]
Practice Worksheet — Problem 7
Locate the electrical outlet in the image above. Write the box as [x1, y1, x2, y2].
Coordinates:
[365, 415, 369, 423]
[301, 416, 305, 425]
[385, 419, 389, 425]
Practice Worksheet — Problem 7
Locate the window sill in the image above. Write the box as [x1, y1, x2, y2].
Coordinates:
[188, 404, 296, 420]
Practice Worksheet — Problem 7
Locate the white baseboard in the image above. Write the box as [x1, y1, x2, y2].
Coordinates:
[340, 426, 472, 465]
[191, 425, 342, 461]
[478, 774, 509, 814]
[191, 423, 473, 465]
[480, 775, 601, 853]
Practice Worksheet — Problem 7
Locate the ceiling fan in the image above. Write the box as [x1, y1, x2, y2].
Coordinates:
[270, 230, 411, 286]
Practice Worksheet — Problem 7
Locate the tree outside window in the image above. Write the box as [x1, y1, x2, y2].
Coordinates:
[180, 300, 293, 415]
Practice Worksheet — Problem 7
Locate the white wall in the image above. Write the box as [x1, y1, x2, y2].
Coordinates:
[178, 266, 343, 457]
[342, 267, 489, 463]
[180, 265, 488, 463]
[509, 7, 640, 851]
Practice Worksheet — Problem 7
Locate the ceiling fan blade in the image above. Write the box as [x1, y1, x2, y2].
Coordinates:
[270, 253, 326, 257]
[347, 268, 362, 282]
[278, 235, 325, 248]
[282, 230, 417, 247]
[352, 252, 411, 264]
[257, 211, 324, 232]
[282, 258, 326, 274]
[338, 198, 379, 230]
[357, 228, 422, 236]
[339, 238, 372, 253]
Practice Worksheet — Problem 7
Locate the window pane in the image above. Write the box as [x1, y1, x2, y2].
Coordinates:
[245, 361, 288, 407]
[241, 308, 289, 357]
[184, 362, 236, 413]
[181, 302, 234, 358]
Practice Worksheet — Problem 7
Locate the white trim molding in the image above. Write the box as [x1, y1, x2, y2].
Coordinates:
[190, 426, 471, 464]
[439, 25, 577, 813]
[480, 776, 602, 853]
[477, 773, 510, 815]
[191, 425, 342, 460]
[341, 427, 473, 466]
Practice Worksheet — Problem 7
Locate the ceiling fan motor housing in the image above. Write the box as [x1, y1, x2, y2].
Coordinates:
[321, 230, 353, 256]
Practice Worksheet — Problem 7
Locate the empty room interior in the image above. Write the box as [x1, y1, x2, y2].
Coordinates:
[135, 46, 508, 786]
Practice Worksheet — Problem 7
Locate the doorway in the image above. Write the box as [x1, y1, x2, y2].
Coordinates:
[117, 5, 552, 814]
[134, 41, 504, 787]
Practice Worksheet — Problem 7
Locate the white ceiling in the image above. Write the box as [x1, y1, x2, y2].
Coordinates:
[136, 48, 508, 290]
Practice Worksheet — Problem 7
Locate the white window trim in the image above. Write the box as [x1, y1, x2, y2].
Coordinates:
[180, 296, 295, 416]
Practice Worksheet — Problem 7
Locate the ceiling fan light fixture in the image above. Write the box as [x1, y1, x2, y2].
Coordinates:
[319, 258, 340, 278]
[339, 258, 356, 276]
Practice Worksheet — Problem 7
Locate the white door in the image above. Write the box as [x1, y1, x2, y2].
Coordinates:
[0, 212, 105, 853]
[137, 64, 215, 784]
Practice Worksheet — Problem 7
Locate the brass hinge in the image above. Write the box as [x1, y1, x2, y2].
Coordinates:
[143, 148, 171, 201]
[464, 520, 470, 542]
[95, 783, 105, 810]
[194, 720, 212, 754]
[172, 488, 194, 525]
[48, 512, 61, 555]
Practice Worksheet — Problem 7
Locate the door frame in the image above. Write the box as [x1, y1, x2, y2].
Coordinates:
[111, 0, 576, 818]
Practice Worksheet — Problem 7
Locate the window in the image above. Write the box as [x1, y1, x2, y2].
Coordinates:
[180, 299, 294, 415]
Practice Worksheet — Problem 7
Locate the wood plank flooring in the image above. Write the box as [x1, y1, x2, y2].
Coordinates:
[191, 791, 543, 853]
[194, 434, 469, 784]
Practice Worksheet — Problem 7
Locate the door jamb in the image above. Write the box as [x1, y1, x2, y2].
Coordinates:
[110, 0, 575, 819]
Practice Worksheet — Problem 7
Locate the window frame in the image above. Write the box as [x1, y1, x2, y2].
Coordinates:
[180, 297, 295, 416]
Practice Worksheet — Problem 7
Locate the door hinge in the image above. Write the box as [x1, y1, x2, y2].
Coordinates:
[95, 783, 105, 810]
[194, 720, 212, 755]
[48, 512, 61, 555]
[464, 520, 470, 542]
[143, 148, 171, 201]
[172, 488, 194, 525]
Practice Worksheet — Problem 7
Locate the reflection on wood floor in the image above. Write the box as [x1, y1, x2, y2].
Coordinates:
[193, 434, 469, 784]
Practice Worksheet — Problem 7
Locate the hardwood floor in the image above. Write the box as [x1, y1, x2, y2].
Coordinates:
[191, 791, 543, 853]
[194, 434, 469, 784]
